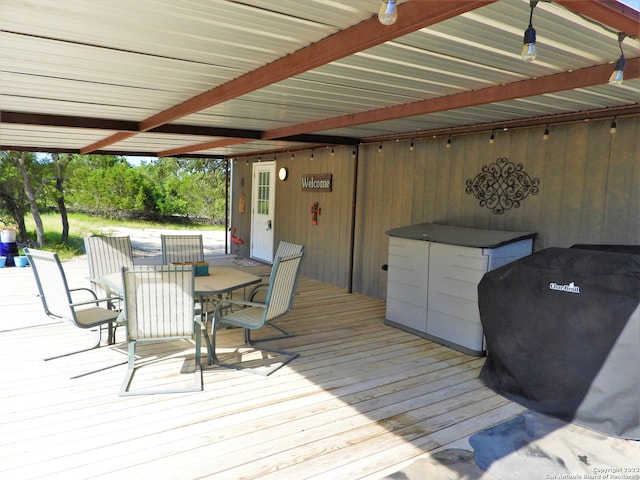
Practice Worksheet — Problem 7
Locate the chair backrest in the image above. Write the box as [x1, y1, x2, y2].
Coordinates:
[161, 234, 204, 265]
[24, 248, 77, 324]
[121, 265, 195, 341]
[85, 236, 133, 296]
[263, 250, 305, 322]
[274, 241, 304, 261]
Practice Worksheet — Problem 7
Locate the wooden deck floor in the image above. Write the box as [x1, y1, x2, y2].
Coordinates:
[0, 254, 528, 479]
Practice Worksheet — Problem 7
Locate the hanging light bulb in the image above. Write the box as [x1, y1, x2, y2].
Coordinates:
[489, 132, 495, 144]
[378, 144, 383, 153]
[543, 126, 549, 140]
[378, 0, 397, 26]
[331, 147, 335, 156]
[610, 118, 617, 134]
[310, 150, 314, 159]
[609, 33, 626, 85]
[409, 140, 414, 151]
[446, 136, 452, 148]
[521, 1, 538, 62]
[609, 57, 625, 84]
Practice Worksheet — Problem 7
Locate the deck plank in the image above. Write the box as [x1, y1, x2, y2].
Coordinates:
[1, 254, 527, 479]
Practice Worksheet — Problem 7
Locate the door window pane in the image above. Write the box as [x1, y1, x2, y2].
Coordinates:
[258, 171, 270, 214]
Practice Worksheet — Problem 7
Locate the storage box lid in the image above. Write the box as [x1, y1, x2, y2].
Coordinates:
[386, 223, 536, 248]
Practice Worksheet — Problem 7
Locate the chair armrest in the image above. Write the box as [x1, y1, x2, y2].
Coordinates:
[69, 287, 98, 301]
[213, 298, 265, 317]
[248, 283, 269, 301]
[71, 296, 122, 308]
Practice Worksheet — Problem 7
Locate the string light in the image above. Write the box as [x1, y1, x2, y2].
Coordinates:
[521, 1, 538, 62]
[378, 0, 397, 25]
[609, 33, 626, 85]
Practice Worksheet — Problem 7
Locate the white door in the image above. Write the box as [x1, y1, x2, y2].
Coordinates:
[251, 161, 275, 262]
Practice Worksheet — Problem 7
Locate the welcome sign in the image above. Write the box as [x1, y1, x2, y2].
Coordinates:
[301, 173, 332, 192]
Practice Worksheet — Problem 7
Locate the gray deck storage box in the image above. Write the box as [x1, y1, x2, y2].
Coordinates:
[385, 223, 535, 356]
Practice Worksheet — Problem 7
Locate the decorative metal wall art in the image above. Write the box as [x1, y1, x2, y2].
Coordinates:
[465, 157, 540, 214]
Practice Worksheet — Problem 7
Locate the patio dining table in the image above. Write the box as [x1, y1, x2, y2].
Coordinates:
[101, 267, 262, 364]
[101, 266, 262, 300]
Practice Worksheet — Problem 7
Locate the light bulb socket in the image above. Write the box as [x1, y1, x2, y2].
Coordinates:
[523, 25, 536, 46]
[521, 26, 537, 62]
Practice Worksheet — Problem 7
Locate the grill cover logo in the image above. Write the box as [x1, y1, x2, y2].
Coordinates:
[549, 281, 581, 294]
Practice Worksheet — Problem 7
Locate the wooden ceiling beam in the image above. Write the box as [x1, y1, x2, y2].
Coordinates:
[79, 0, 495, 154]
[554, 0, 640, 37]
[262, 57, 640, 139]
[138, 0, 494, 132]
[158, 138, 255, 158]
[157, 132, 361, 157]
[0, 111, 138, 131]
[80, 132, 136, 154]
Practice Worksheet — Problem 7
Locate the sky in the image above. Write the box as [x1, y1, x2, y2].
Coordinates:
[126, 156, 156, 166]
[619, 0, 639, 10]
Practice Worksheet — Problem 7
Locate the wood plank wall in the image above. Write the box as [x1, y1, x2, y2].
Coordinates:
[231, 116, 640, 300]
[231, 147, 356, 288]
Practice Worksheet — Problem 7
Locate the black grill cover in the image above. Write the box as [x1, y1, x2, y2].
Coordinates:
[478, 247, 640, 439]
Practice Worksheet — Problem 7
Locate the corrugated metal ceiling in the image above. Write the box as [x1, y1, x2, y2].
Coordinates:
[1, 0, 638, 158]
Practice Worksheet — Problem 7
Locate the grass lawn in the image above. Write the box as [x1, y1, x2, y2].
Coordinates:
[24, 212, 223, 260]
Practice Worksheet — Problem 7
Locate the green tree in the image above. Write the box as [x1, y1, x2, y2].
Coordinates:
[140, 157, 228, 222]
[0, 152, 29, 239]
[49, 153, 73, 243]
[0, 151, 49, 245]
[66, 156, 154, 217]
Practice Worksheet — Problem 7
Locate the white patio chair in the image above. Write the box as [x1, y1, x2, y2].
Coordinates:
[161, 234, 204, 265]
[84, 235, 134, 298]
[84, 236, 133, 338]
[208, 250, 305, 376]
[160, 233, 215, 315]
[119, 265, 203, 396]
[246, 241, 305, 340]
[24, 248, 126, 379]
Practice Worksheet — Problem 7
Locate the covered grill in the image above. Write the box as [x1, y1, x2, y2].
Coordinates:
[478, 246, 640, 439]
